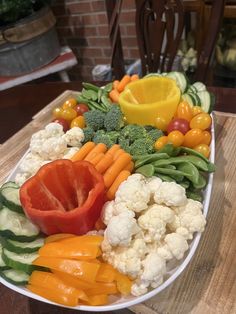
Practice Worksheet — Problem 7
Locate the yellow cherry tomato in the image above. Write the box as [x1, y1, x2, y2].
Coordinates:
[154, 136, 168, 150]
[53, 107, 63, 119]
[61, 108, 77, 121]
[201, 131, 212, 145]
[155, 116, 168, 131]
[62, 98, 77, 109]
[70, 116, 86, 129]
[192, 106, 203, 117]
[183, 128, 204, 148]
[167, 130, 184, 147]
[190, 113, 212, 130]
[176, 101, 193, 122]
[194, 144, 210, 158]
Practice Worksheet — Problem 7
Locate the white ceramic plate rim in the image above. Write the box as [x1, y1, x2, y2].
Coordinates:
[0, 115, 215, 312]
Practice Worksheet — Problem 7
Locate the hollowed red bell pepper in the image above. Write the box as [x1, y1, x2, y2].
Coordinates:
[20, 159, 105, 235]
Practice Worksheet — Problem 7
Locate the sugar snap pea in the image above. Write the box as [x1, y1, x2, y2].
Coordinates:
[134, 153, 170, 168]
[162, 165, 176, 170]
[155, 167, 184, 182]
[97, 88, 103, 102]
[101, 95, 111, 109]
[180, 147, 215, 172]
[82, 82, 100, 92]
[103, 82, 113, 93]
[176, 162, 199, 185]
[88, 101, 107, 112]
[158, 144, 181, 157]
[186, 190, 203, 202]
[192, 173, 207, 189]
[132, 153, 169, 161]
[156, 173, 175, 182]
[136, 164, 155, 177]
[77, 95, 89, 104]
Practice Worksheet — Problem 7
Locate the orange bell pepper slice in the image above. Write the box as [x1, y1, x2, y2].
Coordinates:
[32, 256, 100, 283]
[45, 233, 76, 243]
[115, 272, 132, 295]
[38, 241, 100, 260]
[59, 235, 103, 246]
[28, 271, 88, 305]
[96, 263, 117, 283]
[52, 270, 92, 290]
[85, 294, 108, 306]
[86, 282, 118, 296]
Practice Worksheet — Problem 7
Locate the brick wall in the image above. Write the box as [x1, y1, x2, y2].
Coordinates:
[51, 0, 139, 81]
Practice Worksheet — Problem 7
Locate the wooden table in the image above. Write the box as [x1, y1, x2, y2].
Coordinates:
[0, 83, 235, 314]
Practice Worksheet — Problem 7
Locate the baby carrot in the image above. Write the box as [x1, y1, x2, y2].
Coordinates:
[117, 75, 131, 92]
[106, 144, 120, 157]
[70, 142, 95, 162]
[109, 89, 120, 103]
[95, 152, 114, 174]
[90, 152, 105, 166]
[113, 80, 119, 89]
[106, 170, 131, 200]
[103, 152, 132, 188]
[85, 143, 107, 161]
[131, 74, 139, 81]
[123, 161, 134, 172]
[113, 148, 125, 160]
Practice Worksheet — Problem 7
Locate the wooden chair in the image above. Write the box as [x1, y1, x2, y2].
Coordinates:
[105, 0, 225, 83]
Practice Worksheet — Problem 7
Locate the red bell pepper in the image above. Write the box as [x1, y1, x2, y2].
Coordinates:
[20, 159, 105, 235]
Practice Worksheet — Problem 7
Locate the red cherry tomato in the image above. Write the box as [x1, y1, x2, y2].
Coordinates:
[183, 128, 204, 148]
[194, 144, 210, 158]
[176, 101, 193, 122]
[167, 118, 190, 135]
[74, 104, 89, 116]
[52, 118, 70, 132]
[190, 113, 212, 130]
[167, 130, 184, 147]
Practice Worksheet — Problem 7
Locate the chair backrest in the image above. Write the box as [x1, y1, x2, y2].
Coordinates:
[105, 0, 226, 83]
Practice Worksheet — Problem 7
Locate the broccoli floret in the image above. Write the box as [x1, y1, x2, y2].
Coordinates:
[147, 128, 164, 142]
[82, 127, 95, 143]
[144, 125, 156, 132]
[93, 130, 115, 148]
[106, 131, 120, 143]
[120, 124, 147, 143]
[104, 105, 124, 131]
[129, 137, 155, 156]
[84, 110, 105, 131]
[118, 136, 131, 153]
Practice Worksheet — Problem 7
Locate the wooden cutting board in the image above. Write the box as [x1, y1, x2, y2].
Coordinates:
[0, 91, 235, 314]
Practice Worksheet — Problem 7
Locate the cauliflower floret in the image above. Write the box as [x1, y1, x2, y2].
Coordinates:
[39, 137, 68, 160]
[104, 211, 140, 247]
[131, 252, 166, 296]
[115, 174, 151, 213]
[169, 199, 206, 239]
[138, 204, 174, 242]
[18, 152, 44, 174]
[154, 181, 187, 207]
[101, 201, 135, 225]
[45, 122, 64, 136]
[157, 233, 188, 260]
[62, 127, 84, 147]
[146, 176, 162, 202]
[103, 237, 147, 278]
[63, 147, 80, 159]
[15, 172, 31, 186]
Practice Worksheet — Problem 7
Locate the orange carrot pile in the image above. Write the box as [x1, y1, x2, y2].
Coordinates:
[109, 74, 139, 103]
[71, 142, 134, 200]
[28, 234, 132, 307]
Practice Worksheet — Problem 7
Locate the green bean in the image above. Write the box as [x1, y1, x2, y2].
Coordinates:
[82, 82, 100, 92]
[177, 162, 199, 185]
[136, 164, 155, 177]
[134, 153, 170, 168]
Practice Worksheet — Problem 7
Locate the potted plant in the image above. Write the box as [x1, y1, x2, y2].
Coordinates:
[0, 0, 60, 76]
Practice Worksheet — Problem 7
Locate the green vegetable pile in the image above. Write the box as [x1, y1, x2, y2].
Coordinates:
[133, 144, 215, 202]
[83, 106, 164, 155]
[77, 82, 113, 113]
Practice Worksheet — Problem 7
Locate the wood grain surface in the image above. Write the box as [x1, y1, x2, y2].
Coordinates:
[0, 92, 235, 314]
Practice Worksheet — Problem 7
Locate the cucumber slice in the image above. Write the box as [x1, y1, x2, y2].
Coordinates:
[1, 181, 19, 189]
[188, 92, 201, 106]
[197, 91, 214, 113]
[182, 93, 195, 107]
[187, 85, 198, 94]
[0, 269, 29, 285]
[0, 242, 10, 270]
[0, 187, 23, 213]
[192, 81, 206, 92]
[0, 207, 39, 242]
[2, 248, 39, 274]
[166, 71, 189, 93]
[1, 237, 44, 254]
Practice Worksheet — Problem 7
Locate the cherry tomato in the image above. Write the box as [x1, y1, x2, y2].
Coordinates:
[194, 144, 210, 158]
[167, 118, 190, 135]
[154, 136, 168, 150]
[62, 98, 77, 109]
[70, 116, 86, 129]
[74, 104, 89, 116]
[167, 130, 184, 147]
[52, 118, 69, 132]
[155, 116, 168, 131]
[183, 128, 204, 148]
[201, 131, 212, 145]
[176, 101, 193, 122]
[61, 108, 77, 121]
[52, 107, 63, 119]
[190, 113, 212, 130]
[192, 106, 203, 117]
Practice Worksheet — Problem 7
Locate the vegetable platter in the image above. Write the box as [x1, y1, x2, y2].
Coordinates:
[0, 72, 215, 312]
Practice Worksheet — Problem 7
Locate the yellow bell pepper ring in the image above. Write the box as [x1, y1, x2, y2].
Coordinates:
[119, 77, 181, 130]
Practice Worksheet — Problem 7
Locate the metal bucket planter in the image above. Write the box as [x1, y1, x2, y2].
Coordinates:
[0, 6, 60, 76]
